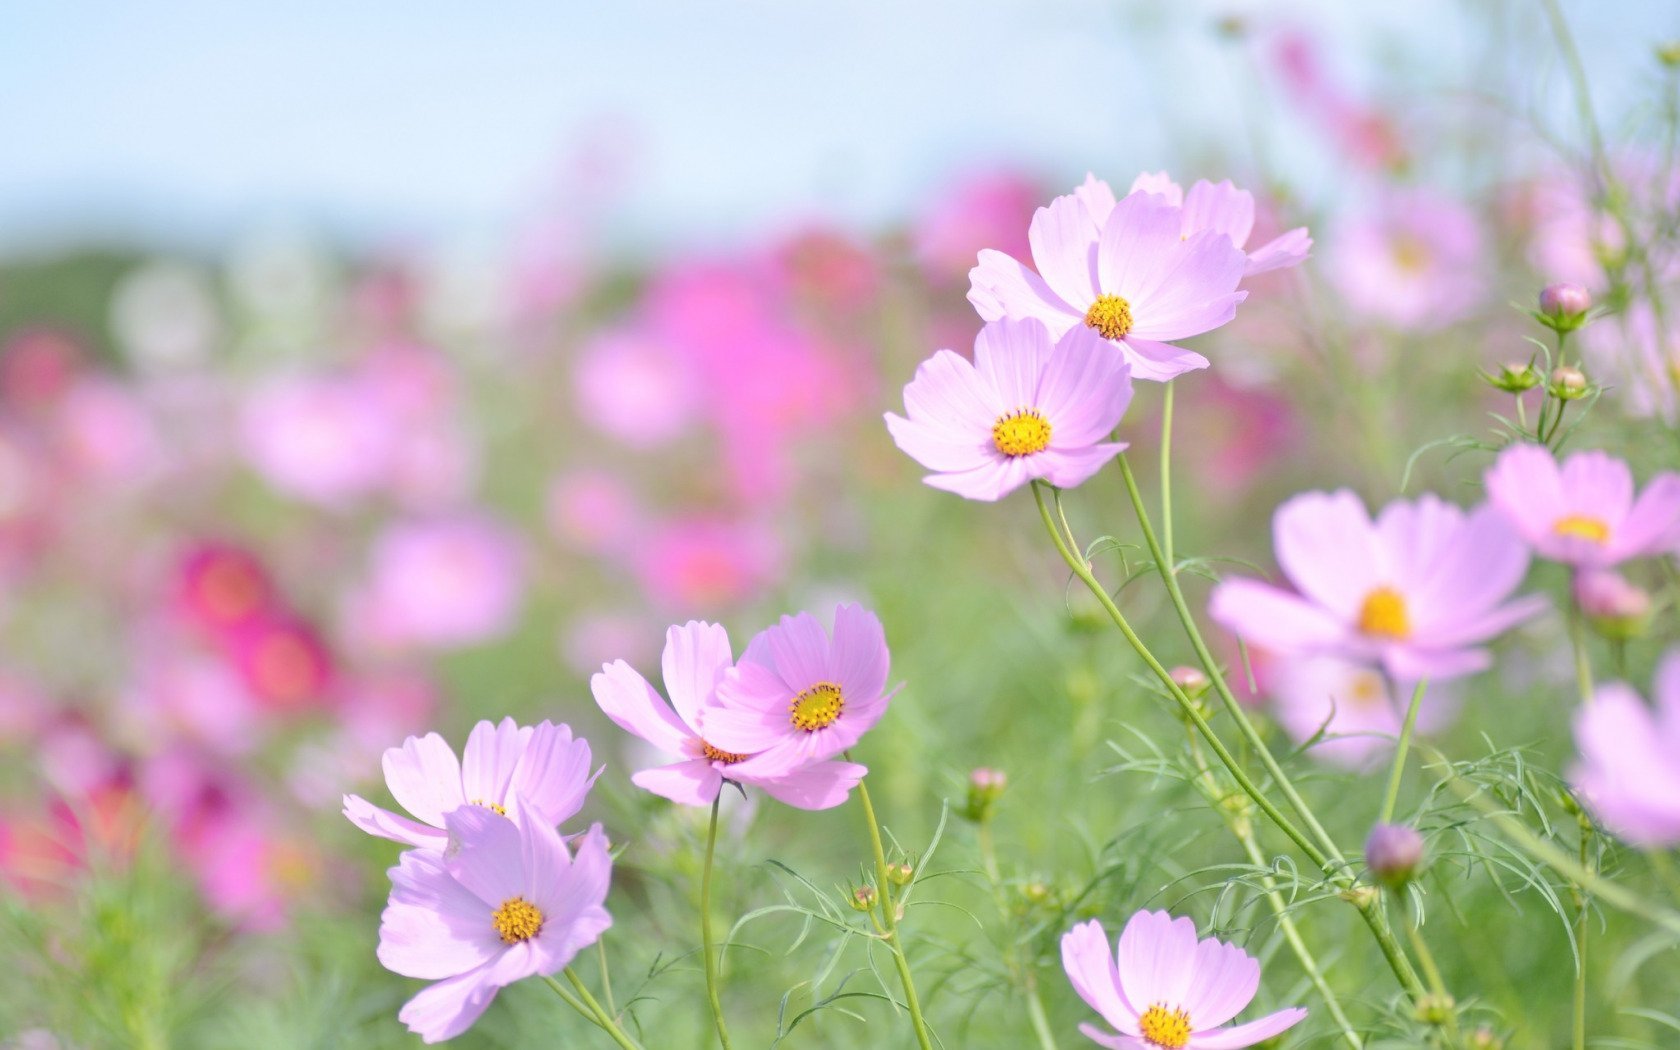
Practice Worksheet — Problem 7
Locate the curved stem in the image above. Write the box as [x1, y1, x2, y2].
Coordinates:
[854, 776, 936, 1050]
[1379, 679, 1429, 826]
[701, 795, 734, 1050]
[546, 969, 646, 1050]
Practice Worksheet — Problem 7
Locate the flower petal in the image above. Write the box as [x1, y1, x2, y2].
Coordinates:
[383, 732, 466, 829]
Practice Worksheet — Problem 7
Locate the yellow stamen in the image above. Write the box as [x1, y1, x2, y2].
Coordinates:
[701, 740, 748, 765]
[491, 896, 544, 944]
[1391, 234, 1430, 273]
[1553, 514, 1610, 544]
[1347, 671, 1386, 707]
[469, 798, 508, 816]
[1137, 1003, 1193, 1048]
[992, 410, 1052, 457]
[1084, 294, 1134, 340]
[790, 682, 844, 732]
[1357, 586, 1411, 640]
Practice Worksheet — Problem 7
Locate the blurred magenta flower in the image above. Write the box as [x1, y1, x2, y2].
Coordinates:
[633, 515, 782, 613]
[173, 542, 277, 637]
[227, 615, 335, 714]
[379, 804, 613, 1043]
[1484, 443, 1680, 568]
[1061, 910, 1307, 1049]
[1080, 172, 1311, 276]
[1328, 189, 1484, 329]
[357, 515, 525, 649]
[969, 186, 1248, 380]
[342, 718, 596, 850]
[242, 372, 398, 507]
[1209, 490, 1544, 679]
[885, 318, 1132, 501]
[591, 620, 866, 810]
[1268, 29, 1408, 172]
[707, 603, 897, 773]
[1266, 654, 1456, 769]
[1571, 649, 1680, 848]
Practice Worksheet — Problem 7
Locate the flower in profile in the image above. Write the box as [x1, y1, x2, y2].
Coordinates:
[1062, 910, 1307, 1048]
[1570, 649, 1680, 848]
[1075, 173, 1312, 276]
[379, 803, 613, 1043]
[1328, 189, 1484, 330]
[968, 188, 1248, 380]
[885, 318, 1133, 501]
[706, 604, 898, 772]
[1484, 443, 1680, 569]
[343, 718, 597, 850]
[591, 620, 866, 810]
[1208, 490, 1544, 679]
[1266, 654, 1457, 769]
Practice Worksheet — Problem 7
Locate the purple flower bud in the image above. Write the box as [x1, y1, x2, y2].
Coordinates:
[1539, 283, 1591, 319]
[963, 768, 1007, 823]
[1169, 665, 1210, 699]
[1549, 365, 1589, 399]
[1574, 570, 1653, 640]
[1365, 823, 1426, 888]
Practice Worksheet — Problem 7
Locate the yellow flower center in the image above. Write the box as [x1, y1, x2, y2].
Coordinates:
[790, 682, 844, 732]
[491, 896, 544, 944]
[1137, 1003, 1193, 1048]
[1347, 671, 1386, 708]
[1084, 294, 1134, 340]
[992, 410, 1052, 457]
[469, 798, 507, 815]
[701, 740, 748, 765]
[1391, 234, 1431, 273]
[1553, 514, 1610, 544]
[1357, 586, 1411, 640]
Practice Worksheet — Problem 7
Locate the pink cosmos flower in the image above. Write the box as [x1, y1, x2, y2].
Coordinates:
[913, 169, 1039, 280]
[632, 515, 783, 613]
[885, 318, 1133, 501]
[1062, 910, 1307, 1049]
[173, 542, 277, 637]
[591, 620, 867, 810]
[1208, 490, 1545, 680]
[1570, 649, 1680, 848]
[357, 515, 526, 649]
[1267, 655, 1457, 770]
[969, 187, 1248, 380]
[1075, 173, 1311, 277]
[1268, 29, 1409, 173]
[1582, 301, 1680, 424]
[241, 372, 398, 507]
[379, 802, 612, 1043]
[705, 604, 898, 774]
[572, 328, 700, 449]
[226, 616, 335, 714]
[1328, 190, 1484, 330]
[1484, 443, 1680, 569]
[342, 718, 597, 850]
[545, 469, 641, 555]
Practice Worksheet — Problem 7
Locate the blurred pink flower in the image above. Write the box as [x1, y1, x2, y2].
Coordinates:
[52, 378, 162, 487]
[121, 651, 265, 757]
[1485, 443, 1680, 568]
[591, 620, 866, 809]
[1571, 649, 1680, 848]
[545, 468, 641, 555]
[1582, 301, 1680, 423]
[771, 225, 880, 314]
[173, 541, 277, 637]
[0, 327, 84, 410]
[1267, 655, 1457, 769]
[914, 170, 1039, 280]
[226, 615, 335, 714]
[886, 318, 1132, 501]
[1328, 190, 1485, 329]
[572, 328, 700, 448]
[969, 186, 1249, 380]
[1209, 490, 1544, 680]
[357, 515, 525, 649]
[633, 516, 782, 613]
[242, 372, 398, 507]
[558, 611, 658, 679]
[378, 806, 613, 1044]
[1062, 910, 1307, 1049]
[1268, 29, 1408, 172]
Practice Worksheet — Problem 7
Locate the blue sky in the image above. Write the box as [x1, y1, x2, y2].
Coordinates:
[2, 0, 1674, 253]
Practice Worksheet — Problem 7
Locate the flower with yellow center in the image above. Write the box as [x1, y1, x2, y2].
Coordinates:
[1138, 1003, 1194, 1048]
[1356, 586, 1410, 639]
[790, 681, 845, 732]
[491, 896, 544, 944]
[469, 799, 508, 815]
[1552, 514, 1610, 544]
[701, 740, 748, 765]
[1083, 294, 1134, 340]
[991, 409, 1052, 457]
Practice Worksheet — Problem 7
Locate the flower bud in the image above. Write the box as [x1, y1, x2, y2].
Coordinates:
[849, 884, 878, 912]
[1483, 361, 1541, 394]
[1020, 880, 1052, 906]
[1549, 365, 1590, 400]
[1365, 823, 1426, 888]
[1469, 1026, 1505, 1049]
[1659, 41, 1680, 68]
[1539, 283, 1591, 319]
[1416, 993, 1456, 1027]
[963, 767, 1007, 823]
[1573, 570, 1653, 641]
[1169, 665, 1210, 700]
[887, 862, 914, 887]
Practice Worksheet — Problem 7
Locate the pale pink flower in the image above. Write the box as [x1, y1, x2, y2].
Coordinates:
[358, 515, 525, 649]
[1484, 443, 1680, 568]
[572, 328, 700, 449]
[1582, 301, 1680, 423]
[545, 469, 641, 555]
[1267, 655, 1457, 770]
[342, 718, 596, 850]
[1328, 190, 1485, 329]
[379, 804, 612, 1043]
[913, 170, 1039, 279]
[1062, 910, 1307, 1049]
[1208, 490, 1544, 680]
[706, 604, 898, 773]
[1075, 173, 1311, 276]
[969, 187, 1249, 380]
[632, 516, 782, 613]
[241, 372, 398, 507]
[1268, 29, 1408, 172]
[592, 620, 866, 810]
[885, 318, 1132, 501]
[1570, 649, 1680, 848]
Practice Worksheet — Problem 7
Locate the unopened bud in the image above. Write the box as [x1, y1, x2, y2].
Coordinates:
[1659, 41, 1680, 68]
[964, 767, 1007, 823]
[887, 862, 914, 886]
[1483, 361, 1541, 393]
[849, 884, 878, 912]
[1365, 823, 1426, 888]
[1538, 283, 1592, 328]
[1549, 365, 1590, 400]
[1169, 665, 1210, 700]
[1416, 993, 1456, 1026]
[1469, 1026, 1505, 1049]
[1574, 570, 1653, 641]
[1021, 880, 1052, 905]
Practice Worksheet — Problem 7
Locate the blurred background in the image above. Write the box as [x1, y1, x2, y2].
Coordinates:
[3, 2, 1679, 1048]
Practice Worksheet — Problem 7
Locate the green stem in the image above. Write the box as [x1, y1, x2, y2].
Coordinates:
[1160, 380, 1176, 574]
[855, 777, 935, 1050]
[1379, 680, 1429, 825]
[1574, 823, 1592, 1050]
[544, 971, 645, 1049]
[1030, 481, 1427, 1001]
[596, 940, 617, 1016]
[1402, 921, 1462, 1045]
[1567, 603, 1595, 707]
[979, 821, 1060, 1050]
[543, 974, 600, 1026]
[700, 795, 734, 1050]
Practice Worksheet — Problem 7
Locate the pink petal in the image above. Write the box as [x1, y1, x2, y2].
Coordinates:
[1128, 171, 1184, 206]
[1061, 919, 1138, 1033]
[1273, 489, 1383, 617]
[1076, 1022, 1137, 1049]
[974, 317, 1056, 409]
[379, 850, 502, 980]
[1029, 193, 1104, 308]
[830, 603, 889, 707]
[1614, 472, 1680, 559]
[886, 411, 995, 475]
[1125, 232, 1248, 341]
[968, 249, 1080, 327]
[1181, 180, 1255, 248]
[763, 610, 834, 694]
[461, 718, 529, 808]
[922, 455, 1035, 501]
[662, 621, 735, 731]
[1038, 444, 1130, 490]
[900, 348, 1006, 433]
[750, 758, 867, 810]
[1207, 578, 1347, 653]
[442, 805, 526, 908]
[1117, 910, 1199, 1016]
[397, 966, 501, 1044]
[510, 722, 597, 829]
[1189, 1007, 1307, 1048]
[1406, 502, 1533, 642]
[1381, 643, 1492, 681]
[631, 759, 723, 806]
[344, 793, 449, 850]
[1096, 192, 1186, 302]
[383, 732, 466, 828]
[1036, 326, 1133, 447]
[592, 660, 695, 755]
[1117, 338, 1210, 382]
[1183, 938, 1259, 1030]
[1074, 173, 1120, 226]
[704, 662, 798, 754]
[1244, 228, 1311, 275]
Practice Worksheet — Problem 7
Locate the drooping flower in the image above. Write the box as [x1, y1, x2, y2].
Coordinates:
[969, 187, 1248, 380]
[1484, 443, 1680, 569]
[885, 318, 1133, 501]
[379, 802, 613, 1043]
[1265, 654, 1457, 769]
[1075, 173, 1312, 276]
[1062, 910, 1307, 1049]
[705, 604, 898, 773]
[591, 620, 866, 810]
[1208, 490, 1545, 679]
[1570, 649, 1680, 848]
[342, 718, 596, 850]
